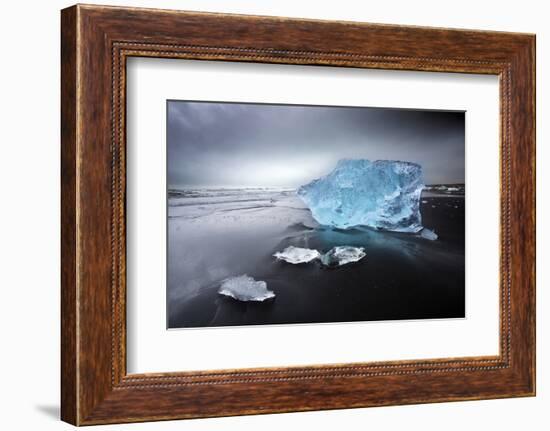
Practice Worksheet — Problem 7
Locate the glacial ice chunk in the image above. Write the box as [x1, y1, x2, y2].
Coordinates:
[297, 159, 424, 232]
[273, 246, 321, 264]
[320, 246, 366, 267]
[420, 228, 438, 241]
[218, 275, 274, 301]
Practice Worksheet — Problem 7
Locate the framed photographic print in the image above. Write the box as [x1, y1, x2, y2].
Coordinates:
[61, 4, 536, 425]
[165, 101, 466, 329]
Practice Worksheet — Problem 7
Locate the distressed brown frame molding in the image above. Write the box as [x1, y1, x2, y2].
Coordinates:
[61, 4, 535, 426]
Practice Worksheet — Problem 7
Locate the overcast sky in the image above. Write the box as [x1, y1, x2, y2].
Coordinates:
[167, 100, 464, 188]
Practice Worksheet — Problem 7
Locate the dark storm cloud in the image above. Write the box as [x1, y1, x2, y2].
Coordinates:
[167, 100, 464, 188]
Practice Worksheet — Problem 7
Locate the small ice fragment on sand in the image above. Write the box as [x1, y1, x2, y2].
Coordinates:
[420, 228, 438, 241]
[320, 246, 366, 267]
[432, 205, 436, 208]
[218, 275, 274, 301]
[422, 200, 428, 204]
[273, 246, 320, 264]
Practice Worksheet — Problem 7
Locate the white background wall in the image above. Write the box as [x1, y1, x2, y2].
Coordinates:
[0, 0, 546, 429]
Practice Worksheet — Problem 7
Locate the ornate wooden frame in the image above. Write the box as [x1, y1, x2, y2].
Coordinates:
[61, 4, 536, 425]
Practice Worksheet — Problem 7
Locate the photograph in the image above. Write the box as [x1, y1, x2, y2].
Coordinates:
[167, 100, 466, 329]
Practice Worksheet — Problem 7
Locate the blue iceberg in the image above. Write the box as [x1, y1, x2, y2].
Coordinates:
[297, 159, 424, 232]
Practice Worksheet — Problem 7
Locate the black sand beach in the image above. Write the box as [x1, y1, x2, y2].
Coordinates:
[167, 188, 465, 329]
